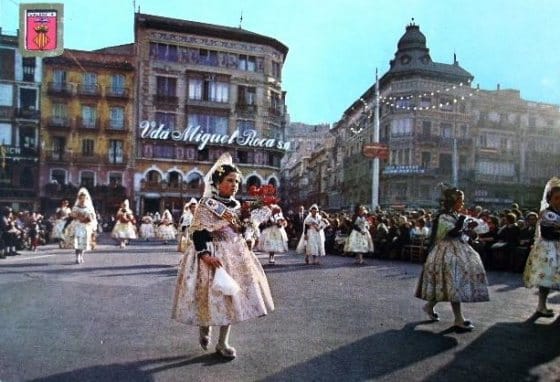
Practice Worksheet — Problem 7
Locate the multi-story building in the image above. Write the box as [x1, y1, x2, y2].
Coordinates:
[331, 21, 560, 211]
[134, 13, 289, 215]
[39, 48, 135, 215]
[0, 28, 42, 211]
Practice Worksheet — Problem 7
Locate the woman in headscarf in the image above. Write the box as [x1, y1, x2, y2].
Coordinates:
[172, 153, 274, 359]
[297, 204, 330, 265]
[50, 199, 71, 248]
[177, 198, 197, 252]
[111, 199, 137, 248]
[344, 204, 374, 265]
[415, 186, 489, 331]
[66, 188, 97, 264]
[157, 209, 177, 244]
[523, 177, 560, 318]
[259, 204, 288, 265]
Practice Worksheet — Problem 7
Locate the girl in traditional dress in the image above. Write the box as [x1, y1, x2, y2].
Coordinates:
[344, 204, 374, 265]
[523, 177, 560, 318]
[177, 198, 197, 252]
[172, 153, 274, 359]
[260, 204, 289, 264]
[111, 199, 137, 248]
[66, 188, 97, 264]
[157, 209, 177, 244]
[415, 186, 489, 331]
[297, 204, 330, 265]
[51, 200, 71, 248]
[139, 213, 156, 241]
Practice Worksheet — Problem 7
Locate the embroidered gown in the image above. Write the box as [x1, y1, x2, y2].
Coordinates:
[139, 215, 156, 240]
[523, 207, 560, 290]
[66, 204, 97, 251]
[416, 213, 489, 302]
[297, 214, 329, 256]
[51, 206, 71, 240]
[259, 212, 289, 253]
[172, 196, 274, 326]
[344, 215, 374, 253]
[111, 209, 137, 239]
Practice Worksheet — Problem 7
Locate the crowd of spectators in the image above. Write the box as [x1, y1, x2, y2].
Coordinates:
[283, 202, 539, 273]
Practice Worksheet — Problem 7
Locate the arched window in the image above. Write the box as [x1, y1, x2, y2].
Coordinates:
[268, 178, 278, 188]
[246, 175, 261, 191]
[146, 170, 161, 183]
[186, 172, 203, 189]
[168, 171, 182, 187]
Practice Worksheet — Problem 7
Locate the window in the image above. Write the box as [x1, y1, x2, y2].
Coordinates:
[439, 153, 452, 174]
[82, 139, 95, 156]
[238, 55, 256, 71]
[238, 86, 256, 105]
[476, 161, 515, 176]
[53, 69, 66, 84]
[155, 112, 176, 130]
[110, 107, 124, 129]
[0, 48, 15, 80]
[108, 140, 124, 163]
[237, 120, 255, 135]
[528, 116, 536, 129]
[188, 78, 202, 100]
[198, 49, 218, 66]
[460, 124, 468, 138]
[80, 171, 95, 188]
[187, 114, 228, 135]
[110, 74, 125, 96]
[420, 96, 431, 109]
[246, 175, 261, 188]
[439, 97, 453, 111]
[421, 152, 431, 168]
[271, 61, 281, 79]
[440, 123, 453, 138]
[53, 103, 67, 118]
[156, 76, 176, 97]
[150, 43, 178, 62]
[168, 171, 182, 187]
[422, 121, 431, 136]
[109, 172, 122, 186]
[146, 170, 161, 183]
[0, 123, 11, 145]
[82, 72, 97, 94]
[81, 105, 97, 128]
[197, 148, 209, 161]
[52, 137, 65, 159]
[51, 169, 66, 184]
[390, 118, 412, 136]
[19, 88, 37, 110]
[22, 57, 35, 82]
[19, 126, 35, 149]
[208, 81, 229, 102]
[186, 172, 202, 189]
[153, 144, 174, 159]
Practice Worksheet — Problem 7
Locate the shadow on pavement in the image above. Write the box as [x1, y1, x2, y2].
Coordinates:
[424, 316, 560, 381]
[258, 321, 458, 382]
[0, 264, 177, 275]
[28, 353, 232, 382]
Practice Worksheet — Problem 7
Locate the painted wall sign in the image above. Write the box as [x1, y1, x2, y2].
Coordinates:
[19, 3, 64, 57]
[138, 121, 292, 152]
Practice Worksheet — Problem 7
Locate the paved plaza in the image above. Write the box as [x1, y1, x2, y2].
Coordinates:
[1, 235, 559, 381]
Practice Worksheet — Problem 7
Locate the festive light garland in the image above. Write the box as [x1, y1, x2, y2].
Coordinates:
[347, 79, 480, 135]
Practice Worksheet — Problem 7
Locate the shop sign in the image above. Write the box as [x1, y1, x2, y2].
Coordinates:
[139, 121, 292, 151]
[383, 165, 426, 174]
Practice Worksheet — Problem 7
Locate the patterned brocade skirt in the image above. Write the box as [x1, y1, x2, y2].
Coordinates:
[172, 234, 275, 326]
[416, 239, 489, 303]
[523, 237, 560, 290]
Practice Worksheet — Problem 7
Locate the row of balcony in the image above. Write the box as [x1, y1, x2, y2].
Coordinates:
[0, 107, 41, 120]
[155, 95, 284, 117]
[45, 117, 130, 132]
[44, 150, 128, 165]
[47, 82, 130, 100]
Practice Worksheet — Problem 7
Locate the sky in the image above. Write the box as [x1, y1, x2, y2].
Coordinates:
[2, 0, 560, 124]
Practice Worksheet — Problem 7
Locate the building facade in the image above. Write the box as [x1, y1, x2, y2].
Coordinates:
[39, 48, 135, 216]
[329, 22, 560, 211]
[0, 29, 42, 211]
[134, 13, 289, 216]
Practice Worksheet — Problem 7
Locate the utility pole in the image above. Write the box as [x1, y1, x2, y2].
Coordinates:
[371, 68, 380, 209]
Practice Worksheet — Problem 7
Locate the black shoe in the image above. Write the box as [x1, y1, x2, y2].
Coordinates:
[454, 320, 474, 331]
[535, 309, 555, 318]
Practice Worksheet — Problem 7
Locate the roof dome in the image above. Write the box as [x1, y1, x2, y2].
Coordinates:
[397, 23, 427, 51]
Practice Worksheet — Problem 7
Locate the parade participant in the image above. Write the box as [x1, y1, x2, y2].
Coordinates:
[415, 186, 489, 331]
[111, 199, 137, 248]
[260, 204, 289, 265]
[66, 188, 97, 264]
[177, 198, 197, 252]
[139, 213, 156, 241]
[51, 200, 71, 248]
[523, 177, 560, 318]
[156, 209, 177, 244]
[172, 153, 274, 359]
[344, 204, 374, 265]
[297, 204, 330, 265]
